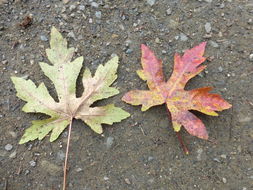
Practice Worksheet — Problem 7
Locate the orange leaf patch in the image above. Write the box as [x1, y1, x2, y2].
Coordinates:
[122, 42, 232, 140]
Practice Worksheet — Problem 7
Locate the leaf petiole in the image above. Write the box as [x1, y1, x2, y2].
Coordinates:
[63, 118, 73, 190]
[176, 131, 189, 155]
[166, 107, 189, 154]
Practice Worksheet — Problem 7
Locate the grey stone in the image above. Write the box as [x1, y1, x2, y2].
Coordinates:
[111, 53, 117, 58]
[180, 33, 188, 41]
[213, 158, 221, 162]
[95, 11, 102, 19]
[106, 137, 114, 149]
[196, 148, 203, 161]
[29, 160, 36, 167]
[126, 49, 133, 54]
[78, 5, 85, 11]
[9, 131, 17, 139]
[155, 37, 160, 43]
[40, 35, 48, 41]
[91, 2, 99, 8]
[218, 66, 223, 72]
[24, 169, 30, 175]
[76, 167, 83, 172]
[4, 144, 13, 151]
[166, 8, 172, 15]
[69, 5, 76, 11]
[205, 22, 212, 33]
[249, 54, 253, 62]
[9, 150, 17, 158]
[148, 156, 154, 162]
[2, 60, 7, 64]
[67, 31, 76, 40]
[147, 0, 156, 6]
[210, 40, 219, 48]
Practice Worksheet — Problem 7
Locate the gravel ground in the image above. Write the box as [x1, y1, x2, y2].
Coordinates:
[0, 0, 253, 190]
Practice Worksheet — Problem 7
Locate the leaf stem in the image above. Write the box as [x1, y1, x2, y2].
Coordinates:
[63, 118, 73, 190]
[166, 107, 189, 154]
[176, 131, 189, 155]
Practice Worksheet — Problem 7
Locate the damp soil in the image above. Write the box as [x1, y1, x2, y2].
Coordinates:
[0, 0, 253, 190]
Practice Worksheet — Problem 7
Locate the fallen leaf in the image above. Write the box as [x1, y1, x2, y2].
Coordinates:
[122, 42, 231, 140]
[12, 27, 130, 144]
[19, 15, 33, 28]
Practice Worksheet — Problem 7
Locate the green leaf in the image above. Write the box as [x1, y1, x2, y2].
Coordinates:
[12, 27, 130, 144]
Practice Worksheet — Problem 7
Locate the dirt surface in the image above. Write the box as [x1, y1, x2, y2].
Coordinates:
[0, 0, 253, 190]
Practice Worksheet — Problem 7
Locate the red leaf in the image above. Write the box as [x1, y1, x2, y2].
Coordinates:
[122, 42, 232, 141]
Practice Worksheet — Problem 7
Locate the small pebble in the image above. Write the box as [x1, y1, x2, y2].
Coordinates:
[124, 178, 131, 185]
[218, 66, 223, 72]
[148, 156, 154, 162]
[78, 5, 85, 11]
[249, 54, 253, 62]
[2, 60, 8, 64]
[111, 53, 118, 58]
[29, 160, 36, 167]
[67, 31, 76, 40]
[76, 167, 83, 172]
[5, 144, 13, 151]
[220, 154, 227, 159]
[155, 37, 160, 43]
[24, 170, 30, 175]
[126, 49, 133, 54]
[69, 5, 76, 11]
[106, 137, 114, 149]
[209, 40, 219, 48]
[95, 11, 102, 19]
[162, 50, 167, 54]
[147, 0, 156, 6]
[213, 158, 220, 162]
[180, 33, 188, 41]
[9, 150, 17, 158]
[205, 22, 212, 33]
[219, 3, 225, 8]
[166, 8, 172, 15]
[104, 176, 109, 180]
[8, 131, 17, 138]
[196, 148, 203, 161]
[40, 35, 48, 41]
[222, 177, 227, 184]
[91, 2, 99, 8]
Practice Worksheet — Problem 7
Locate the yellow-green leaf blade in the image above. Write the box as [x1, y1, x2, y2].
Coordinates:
[81, 56, 120, 105]
[76, 104, 130, 134]
[39, 56, 83, 102]
[46, 26, 74, 65]
[11, 77, 58, 116]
